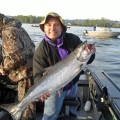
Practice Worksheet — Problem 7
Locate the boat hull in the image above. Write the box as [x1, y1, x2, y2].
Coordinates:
[84, 31, 120, 39]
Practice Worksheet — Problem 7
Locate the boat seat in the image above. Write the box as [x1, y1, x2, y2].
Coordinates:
[60, 97, 81, 116]
[78, 74, 89, 103]
[57, 116, 93, 120]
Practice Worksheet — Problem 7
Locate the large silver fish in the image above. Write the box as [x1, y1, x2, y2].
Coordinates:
[1, 41, 95, 120]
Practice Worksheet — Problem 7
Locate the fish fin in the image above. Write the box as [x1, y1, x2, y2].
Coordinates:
[42, 66, 53, 75]
[0, 103, 18, 112]
[57, 88, 63, 96]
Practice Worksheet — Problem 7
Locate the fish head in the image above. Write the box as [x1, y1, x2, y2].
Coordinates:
[75, 41, 95, 62]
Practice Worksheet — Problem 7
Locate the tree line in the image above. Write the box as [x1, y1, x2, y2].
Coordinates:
[13, 15, 44, 24]
[13, 15, 120, 28]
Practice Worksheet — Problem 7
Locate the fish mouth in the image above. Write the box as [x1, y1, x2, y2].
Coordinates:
[77, 42, 95, 62]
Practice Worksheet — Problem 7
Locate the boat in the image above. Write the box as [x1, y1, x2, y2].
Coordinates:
[0, 65, 120, 120]
[67, 26, 71, 28]
[83, 27, 120, 39]
[31, 24, 39, 27]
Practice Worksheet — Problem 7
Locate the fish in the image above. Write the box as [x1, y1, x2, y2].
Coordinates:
[0, 41, 95, 120]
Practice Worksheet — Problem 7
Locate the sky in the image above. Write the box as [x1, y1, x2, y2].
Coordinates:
[0, 0, 120, 21]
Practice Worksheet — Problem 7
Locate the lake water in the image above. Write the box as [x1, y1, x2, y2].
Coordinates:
[23, 24, 120, 88]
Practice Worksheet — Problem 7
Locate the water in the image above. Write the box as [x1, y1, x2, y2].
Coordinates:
[23, 24, 120, 88]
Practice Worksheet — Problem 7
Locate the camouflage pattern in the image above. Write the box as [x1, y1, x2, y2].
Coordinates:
[0, 17, 36, 120]
[0, 44, 2, 63]
[18, 77, 36, 120]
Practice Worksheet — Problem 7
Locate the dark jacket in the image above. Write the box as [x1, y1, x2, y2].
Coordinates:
[33, 33, 95, 86]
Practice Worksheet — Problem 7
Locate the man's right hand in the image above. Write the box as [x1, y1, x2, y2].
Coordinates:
[36, 93, 50, 102]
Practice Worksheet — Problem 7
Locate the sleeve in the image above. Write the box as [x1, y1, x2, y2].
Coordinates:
[73, 34, 82, 49]
[33, 42, 48, 83]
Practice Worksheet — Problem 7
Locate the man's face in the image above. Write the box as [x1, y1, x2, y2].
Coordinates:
[44, 17, 63, 40]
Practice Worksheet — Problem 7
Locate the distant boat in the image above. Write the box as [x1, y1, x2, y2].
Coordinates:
[83, 27, 120, 39]
[31, 24, 39, 27]
[67, 26, 71, 28]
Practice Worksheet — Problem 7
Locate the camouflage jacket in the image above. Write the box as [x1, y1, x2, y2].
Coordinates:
[0, 44, 2, 63]
[1, 17, 35, 82]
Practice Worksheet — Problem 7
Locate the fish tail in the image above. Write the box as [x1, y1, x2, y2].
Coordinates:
[0, 103, 23, 120]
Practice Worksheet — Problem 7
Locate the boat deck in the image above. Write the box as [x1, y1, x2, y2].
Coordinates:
[35, 74, 105, 120]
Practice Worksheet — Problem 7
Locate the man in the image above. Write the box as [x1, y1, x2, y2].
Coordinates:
[33, 12, 95, 120]
[0, 13, 36, 120]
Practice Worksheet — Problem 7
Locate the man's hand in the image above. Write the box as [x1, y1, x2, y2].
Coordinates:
[36, 93, 50, 102]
